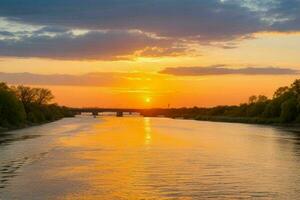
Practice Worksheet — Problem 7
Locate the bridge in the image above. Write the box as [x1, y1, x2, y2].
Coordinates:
[70, 107, 174, 117]
[71, 108, 147, 117]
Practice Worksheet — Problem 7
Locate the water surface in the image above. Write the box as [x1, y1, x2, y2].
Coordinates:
[1, 116, 300, 199]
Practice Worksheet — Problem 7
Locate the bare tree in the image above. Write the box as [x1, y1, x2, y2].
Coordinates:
[273, 86, 289, 98]
[34, 88, 54, 105]
[14, 85, 36, 107]
[248, 95, 257, 104]
[257, 95, 268, 103]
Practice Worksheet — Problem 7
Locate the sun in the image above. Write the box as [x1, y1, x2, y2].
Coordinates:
[145, 97, 151, 103]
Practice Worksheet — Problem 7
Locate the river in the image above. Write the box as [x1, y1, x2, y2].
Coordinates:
[0, 116, 300, 199]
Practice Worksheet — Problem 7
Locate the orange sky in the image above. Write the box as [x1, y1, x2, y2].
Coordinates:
[1, 0, 300, 108]
[34, 75, 296, 108]
[1, 33, 299, 108]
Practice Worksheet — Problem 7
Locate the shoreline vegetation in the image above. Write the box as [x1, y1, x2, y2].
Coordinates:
[0, 82, 74, 132]
[1, 79, 299, 132]
[141, 79, 300, 128]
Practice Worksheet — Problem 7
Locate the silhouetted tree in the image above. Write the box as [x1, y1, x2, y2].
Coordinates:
[257, 95, 268, 103]
[34, 88, 54, 105]
[280, 98, 298, 123]
[13, 85, 36, 112]
[248, 95, 257, 104]
[0, 83, 26, 127]
[273, 86, 289, 98]
[0, 82, 74, 129]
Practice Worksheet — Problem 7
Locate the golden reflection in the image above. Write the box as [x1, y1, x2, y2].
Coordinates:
[35, 116, 300, 199]
[144, 117, 152, 146]
[56, 116, 194, 199]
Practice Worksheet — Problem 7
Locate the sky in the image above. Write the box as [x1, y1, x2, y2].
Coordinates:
[0, 0, 300, 108]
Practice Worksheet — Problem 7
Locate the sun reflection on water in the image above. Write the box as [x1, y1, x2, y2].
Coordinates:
[144, 117, 152, 146]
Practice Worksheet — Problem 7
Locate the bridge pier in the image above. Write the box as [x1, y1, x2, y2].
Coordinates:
[116, 111, 123, 117]
[92, 111, 98, 118]
[73, 108, 141, 117]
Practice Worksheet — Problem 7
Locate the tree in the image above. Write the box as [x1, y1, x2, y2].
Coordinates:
[257, 95, 268, 103]
[247, 102, 267, 117]
[291, 79, 300, 96]
[34, 88, 54, 105]
[14, 85, 36, 111]
[280, 98, 298, 123]
[0, 82, 9, 90]
[263, 101, 280, 118]
[248, 95, 268, 104]
[273, 86, 289, 98]
[248, 95, 257, 104]
[0, 83, 73, 128]
[0, 85, 26, 127]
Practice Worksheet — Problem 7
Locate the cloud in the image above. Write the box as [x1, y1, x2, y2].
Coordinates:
[160, 65, 300, 76]
[0, 72, 122, 87]
[0, 71, 160, 87]
[33, 26, 69, 34]
[0, 31, 15, 37]
[0, 30, 185, 60]
[1, 65, 298, 88]
[0, 0, 299, 60]
[2, 0, 300, 40]
[0, 0, 265, 41]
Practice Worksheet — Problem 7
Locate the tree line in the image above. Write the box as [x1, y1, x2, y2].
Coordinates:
[0, 82, 74, 130]
[141, 79, 300, 124]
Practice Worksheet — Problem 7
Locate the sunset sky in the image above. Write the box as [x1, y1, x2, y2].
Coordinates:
[0, 0, 299, 108]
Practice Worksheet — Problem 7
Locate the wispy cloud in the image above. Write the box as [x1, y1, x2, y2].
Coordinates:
[0, 72, 121, 86]
[1, 66, 298, 88]
[160, 65, 300, 76]
[0, 71, 161, 87]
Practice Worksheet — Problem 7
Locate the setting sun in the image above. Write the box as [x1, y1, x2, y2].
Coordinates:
[145, 97, 151, 103]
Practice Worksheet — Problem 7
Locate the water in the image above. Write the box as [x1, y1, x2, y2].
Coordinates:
[1, 116, 300, 199]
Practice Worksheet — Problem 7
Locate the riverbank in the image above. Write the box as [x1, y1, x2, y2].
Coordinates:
[0, 116, 74, 133]
[181, 115, 300, 131]
[194, 115, 280, 124]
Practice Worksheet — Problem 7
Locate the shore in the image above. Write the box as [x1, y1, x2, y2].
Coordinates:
[171, 115, 300, 132]
[0, 122, 49, 133]
[2, 115, 299, 134]
[0, 117, 74, 133]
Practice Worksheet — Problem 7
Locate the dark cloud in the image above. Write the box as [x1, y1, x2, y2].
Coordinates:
[0, 0, 299, 60]
[160, 65, 300, 76]
[0, 30, 184, 60]
[267, 0, 300, 31]
[3, 0, 300, 40]
[0, 0, 264, 41]
[0, 31, 15, 37]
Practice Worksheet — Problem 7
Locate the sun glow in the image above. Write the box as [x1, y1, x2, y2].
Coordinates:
[145, 97, 151, 103]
